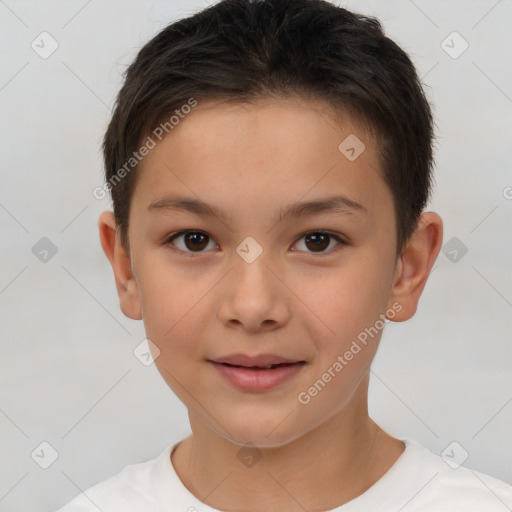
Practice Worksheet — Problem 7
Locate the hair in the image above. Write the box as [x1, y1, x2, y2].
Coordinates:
[102, 0, 435, 254]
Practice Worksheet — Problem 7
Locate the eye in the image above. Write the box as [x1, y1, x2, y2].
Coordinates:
[166, 230, 218, 254]
[292, 231, 345, 254]
[165, 229, 345, 256]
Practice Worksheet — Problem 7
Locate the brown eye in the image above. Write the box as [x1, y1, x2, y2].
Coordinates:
[305, 233, 330, 252]
[167, 231, 217, 253]
[184, 232, 209, 251]
[293, 231, 344, 253]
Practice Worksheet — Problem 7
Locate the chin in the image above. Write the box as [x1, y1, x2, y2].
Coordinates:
[211, 408, 308, 449]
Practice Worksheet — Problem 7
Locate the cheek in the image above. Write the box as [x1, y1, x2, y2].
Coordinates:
[139, 269, 207, 397]
[135, 262, 206, 354]
[295, 257, 395, 392]
[298, 255, 392, 336]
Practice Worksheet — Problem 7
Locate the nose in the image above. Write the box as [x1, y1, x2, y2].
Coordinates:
[217, 255, 290, 333]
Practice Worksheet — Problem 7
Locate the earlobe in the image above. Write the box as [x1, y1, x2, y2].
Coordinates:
[98, 211, 142, 320]
[388, 212, 443, 322]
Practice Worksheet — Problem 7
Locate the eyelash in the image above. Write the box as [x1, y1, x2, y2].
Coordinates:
[164, 230, 346, 257]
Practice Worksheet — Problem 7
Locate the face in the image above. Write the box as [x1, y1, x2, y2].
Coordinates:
[126, 96, 400, 447]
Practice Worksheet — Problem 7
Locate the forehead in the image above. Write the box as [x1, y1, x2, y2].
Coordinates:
[133, 96, 391, 225]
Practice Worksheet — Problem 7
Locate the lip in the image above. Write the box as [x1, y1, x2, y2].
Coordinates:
[211, 353, 303, 368]
[208, 354, 306, 392]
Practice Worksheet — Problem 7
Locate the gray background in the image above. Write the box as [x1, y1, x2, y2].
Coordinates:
[1, 0, 511, 510]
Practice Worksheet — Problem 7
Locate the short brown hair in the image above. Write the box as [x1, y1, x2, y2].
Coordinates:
[102, 0, 435, 253]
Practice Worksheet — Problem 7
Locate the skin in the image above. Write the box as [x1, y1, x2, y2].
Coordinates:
[99, 96, 443, 510]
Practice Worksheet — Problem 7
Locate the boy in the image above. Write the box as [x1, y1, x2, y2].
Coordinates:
[57, 0, 512, 510]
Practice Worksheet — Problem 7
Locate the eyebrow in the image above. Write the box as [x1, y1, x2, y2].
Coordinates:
[148, 194, 367, 224]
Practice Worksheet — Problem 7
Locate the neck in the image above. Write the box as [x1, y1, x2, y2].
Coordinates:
[171, 383, 404, 511]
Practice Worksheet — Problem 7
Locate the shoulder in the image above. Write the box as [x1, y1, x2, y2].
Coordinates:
[54, 444, 176, 512]
[396, 439, 512, 511]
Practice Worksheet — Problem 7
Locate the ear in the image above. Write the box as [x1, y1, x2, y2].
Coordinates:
[387, 212, 443, 321]
[98, 211, 142, 320]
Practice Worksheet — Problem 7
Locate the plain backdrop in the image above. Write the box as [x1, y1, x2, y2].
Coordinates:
[1, 1, 511, 510]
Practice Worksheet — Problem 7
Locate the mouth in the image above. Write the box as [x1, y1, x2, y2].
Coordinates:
[208, 355, 307, 392]
[215, 362, 305, 370]
[209, 353, 306, 368]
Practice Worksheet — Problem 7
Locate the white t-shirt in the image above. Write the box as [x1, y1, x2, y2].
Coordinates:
[55, 438, 512, 511]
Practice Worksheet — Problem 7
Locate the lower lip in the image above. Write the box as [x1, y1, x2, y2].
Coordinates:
[210, 361, 305, 392]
